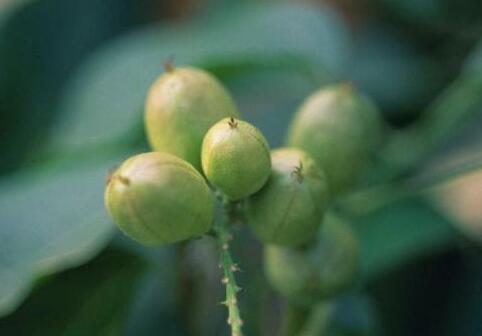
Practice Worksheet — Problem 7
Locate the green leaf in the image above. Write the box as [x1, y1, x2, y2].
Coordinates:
[354, 198, 458, 281]
[0, 246, 148, 336]
[46, 2, 348, 153]
[464, 38, 482, 75]
[0, 0, 162, 173]
[121, 243, 182, 336]
[0, 152, 133, 316]
[0, 0, 33, 28]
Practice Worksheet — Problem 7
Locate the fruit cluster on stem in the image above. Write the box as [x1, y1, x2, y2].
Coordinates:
[104, 63, 384, 335]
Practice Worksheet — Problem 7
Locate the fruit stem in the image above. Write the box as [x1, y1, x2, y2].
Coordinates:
[214, 204, 244, 336]
[163, 56, 175, 73]
[340, 81, 353, 94]
[280, 303, 310, 336]
[175, 242, 198, 335]
[341, 154, 482, 216]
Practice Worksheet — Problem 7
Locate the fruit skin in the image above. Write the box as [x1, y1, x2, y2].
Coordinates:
[264, 215, 359, 307]
[105, 152, 214, 246]
[201, 117, 271, 201]
[246, 148, 329, 247]
[287, 84, 382, 194]
[145, 67, 239, 171]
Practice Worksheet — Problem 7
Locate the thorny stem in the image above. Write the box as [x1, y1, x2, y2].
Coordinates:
[214, 204, 244, 336]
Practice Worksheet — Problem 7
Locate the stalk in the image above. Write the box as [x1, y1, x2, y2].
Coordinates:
[214, 213, 244, 336]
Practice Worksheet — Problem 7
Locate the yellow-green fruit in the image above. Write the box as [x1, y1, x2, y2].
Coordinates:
[105, 152, 214, 246]
[264, 215, 359, 307]
[246, 148, 329, 247]
[287, 84, 382, 194]
[201, 118, 271, 201]
[145, 67, 239, 171]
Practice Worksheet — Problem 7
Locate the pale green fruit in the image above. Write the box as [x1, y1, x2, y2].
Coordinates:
[246, 148, 329, 247]
[264, 215, 359, 307]
[105, 152, 214, 246]
[201, 118, 271, 201]
[287, 84, 382, 194]
[145, 66, 239, 171]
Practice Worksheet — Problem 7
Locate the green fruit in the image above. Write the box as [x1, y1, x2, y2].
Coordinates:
[201, 117, 271, 201]
[246, 148, 329, 247]
[105, 152, 214, 246]
[264, 215, 359, 307]
[287, 84, 382, 194]
[145, 66, 239, 171]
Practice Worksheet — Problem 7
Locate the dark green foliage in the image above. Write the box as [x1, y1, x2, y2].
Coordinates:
[1, 0, 482, 335]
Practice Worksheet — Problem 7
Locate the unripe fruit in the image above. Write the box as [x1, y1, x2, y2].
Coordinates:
[145, 66, 239, 171]
[201, 117, 271, 201]
[104, 152, 214, 246]
[246, 148, 329, 247]
[264, 215, 359, 307]
[287, 84, 382, 194]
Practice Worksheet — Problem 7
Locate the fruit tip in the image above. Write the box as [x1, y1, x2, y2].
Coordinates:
[228, 117, 238, 129]
[163, 55, 175, 73]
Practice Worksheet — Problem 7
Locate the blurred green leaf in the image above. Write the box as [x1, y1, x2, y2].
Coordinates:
[442, 254, 482, 336]
[342, 23, 437, 120]
[465, 38, 482, 75]
[0, 0, 157, 173]
[375, 0, 482, 35]
[354, 198, 458, 281]
[0, 246, 148, 336]
[46, 2, 348, 153]
[381, 40, 482, 173]
[0, 151, 135, 316]
[0, 0, 32, 28]
[121, 242, 182, 336]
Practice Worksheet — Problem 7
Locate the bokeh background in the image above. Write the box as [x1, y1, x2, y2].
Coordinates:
[1, 0, 482, 335]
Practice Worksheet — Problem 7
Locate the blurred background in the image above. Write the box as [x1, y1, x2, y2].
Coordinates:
[1, 0, 482, 335]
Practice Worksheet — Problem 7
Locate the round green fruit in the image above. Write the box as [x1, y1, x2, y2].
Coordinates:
[145, 66, 239, 171]
[201, 117, 271, 201]
[246, 148, 329, 247]
[264, 215, 359, 307]
[287, 83, 382, 194]
[104, 152, 214, 246]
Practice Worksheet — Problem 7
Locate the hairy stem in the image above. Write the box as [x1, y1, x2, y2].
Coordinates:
[214, 215, 244, 336]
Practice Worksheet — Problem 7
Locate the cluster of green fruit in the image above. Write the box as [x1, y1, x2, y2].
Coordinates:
[104, 65, 382, 308]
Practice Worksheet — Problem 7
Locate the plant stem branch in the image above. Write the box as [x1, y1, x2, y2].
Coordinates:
[381, 75, 482, 175]
[214, 208, 244, 336]
[280, 303, 310, 336]
[341, 155, 482, 216]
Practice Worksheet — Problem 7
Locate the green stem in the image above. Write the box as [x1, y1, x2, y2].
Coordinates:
[214, 215, 244, 336]
[341, 155, 482, 216]
[175, 242, 196, 335]
[280, 303, 310, 336]
[381, 74, 482, 175]
[297, 302, 335, 336]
